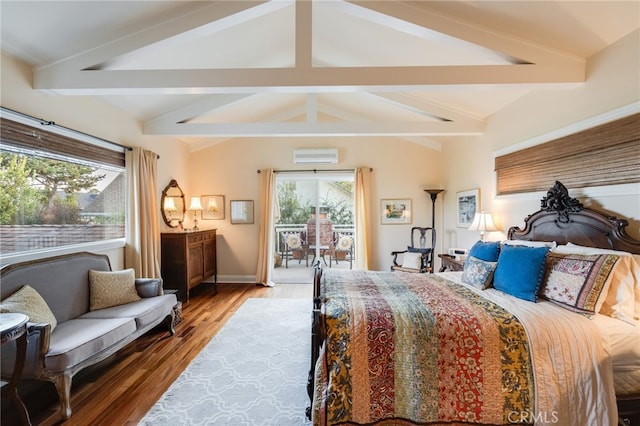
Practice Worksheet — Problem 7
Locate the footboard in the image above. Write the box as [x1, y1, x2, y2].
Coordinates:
[306, 265, 323, 419]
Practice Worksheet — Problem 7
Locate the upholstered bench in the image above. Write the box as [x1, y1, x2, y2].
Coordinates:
[0, 252, 176, 419]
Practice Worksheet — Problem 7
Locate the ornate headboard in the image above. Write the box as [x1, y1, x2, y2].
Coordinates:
[508, 181, 640, 255]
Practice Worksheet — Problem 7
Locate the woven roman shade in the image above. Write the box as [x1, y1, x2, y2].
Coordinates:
[0, 117, 125, 167]
[495, 113, 640, 195]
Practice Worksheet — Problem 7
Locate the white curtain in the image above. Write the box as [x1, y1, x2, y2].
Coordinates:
[125, 147, 161, 278]
[256, 169, 277, 286]
[355, 167, 371, 270]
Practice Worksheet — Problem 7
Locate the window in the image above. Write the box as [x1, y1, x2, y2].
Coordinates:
[0, 110, 126, 261]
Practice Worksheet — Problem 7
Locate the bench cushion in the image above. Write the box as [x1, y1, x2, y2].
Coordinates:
[80, 294, 177, 328]
[45, 318, 136, 373]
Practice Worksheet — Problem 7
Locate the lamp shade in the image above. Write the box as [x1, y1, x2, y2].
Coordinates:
[189, 196, 204, 211]
[163, 197, 177, 212]
[468, 211, 498, 240]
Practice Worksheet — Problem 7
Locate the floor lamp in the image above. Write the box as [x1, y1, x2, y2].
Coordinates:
[424, 189, 445, 272]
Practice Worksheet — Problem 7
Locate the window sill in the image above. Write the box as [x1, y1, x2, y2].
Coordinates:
[0, 238, 126, 267]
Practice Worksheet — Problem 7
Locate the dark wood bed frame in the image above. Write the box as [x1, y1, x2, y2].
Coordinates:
[307, 181, 640, 423]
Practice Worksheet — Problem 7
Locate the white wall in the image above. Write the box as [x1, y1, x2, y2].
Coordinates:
[441, 29, 640, 251]
[187, 137, 446, 279]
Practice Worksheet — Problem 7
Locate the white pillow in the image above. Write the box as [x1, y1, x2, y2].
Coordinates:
[401, 252, 422, 270]
[553, 243, 639, 323]
[503, 239, 557, 249]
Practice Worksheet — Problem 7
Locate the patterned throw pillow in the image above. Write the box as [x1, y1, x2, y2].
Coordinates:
[337, 234, 353, 250]
[89, 269, 141, 311]
[0, 285, 57, 331]
[461, 256, 497, 289]
[286, 233, 302, 249]
[541, 252, 619, 315]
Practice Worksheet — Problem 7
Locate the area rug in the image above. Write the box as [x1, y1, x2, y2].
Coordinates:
[140, 298, 313, 426]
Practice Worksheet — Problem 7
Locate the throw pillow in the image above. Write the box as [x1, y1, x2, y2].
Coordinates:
[0, 285, 57, 331]
[401, 252, 423, 270]
[337, 234, 353, 250]
[467, 240, 500, 263]
[408, 246, 431, 254]
[553, 244, 640, 322]
[493, 245, 550, 302]
[541, 252, 619, 315]
[89, 269, 141, 311]
[286, 233, 302, 250]
[461, 256, 497, 290]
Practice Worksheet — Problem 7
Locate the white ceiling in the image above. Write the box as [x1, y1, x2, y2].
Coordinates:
[1, 1, 638, 151]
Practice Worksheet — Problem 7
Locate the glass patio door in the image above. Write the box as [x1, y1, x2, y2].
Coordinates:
[271, 171, 355, 284]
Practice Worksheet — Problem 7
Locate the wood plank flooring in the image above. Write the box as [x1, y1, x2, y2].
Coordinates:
[1, 282, 312, 426]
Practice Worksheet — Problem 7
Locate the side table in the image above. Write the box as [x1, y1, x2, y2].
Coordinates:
[438, 254, 465, 272]
[1, 313, 32, 426]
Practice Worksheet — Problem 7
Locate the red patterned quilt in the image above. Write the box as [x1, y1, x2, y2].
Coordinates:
[312, 270, 535, 426]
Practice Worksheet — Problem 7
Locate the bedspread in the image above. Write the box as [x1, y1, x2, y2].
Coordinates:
[313, 270, 535, 425]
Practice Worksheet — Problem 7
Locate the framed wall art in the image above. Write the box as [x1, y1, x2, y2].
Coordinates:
[456, 188, 480, 227]
[201, 195, 225, 220]
[230, 200, 254, 224]
[380, 198, 412, 225]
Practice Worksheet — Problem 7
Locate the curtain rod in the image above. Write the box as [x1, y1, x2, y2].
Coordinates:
[257, 168, 372, 174]
[1, 106, 159, 159]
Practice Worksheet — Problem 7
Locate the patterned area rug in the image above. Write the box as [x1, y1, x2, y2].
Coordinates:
[141, 298, 313, 426]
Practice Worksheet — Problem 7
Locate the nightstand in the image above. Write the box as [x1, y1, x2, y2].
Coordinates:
[438, 254, 465, 272]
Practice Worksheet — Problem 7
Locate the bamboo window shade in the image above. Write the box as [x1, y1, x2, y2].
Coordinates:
[495, 113, 640, 195]
[0, 117, 125, 167]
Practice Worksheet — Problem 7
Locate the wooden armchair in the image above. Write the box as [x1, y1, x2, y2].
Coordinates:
[282, 231, 308, 268]
[329, 231, 354, 269]
[391, 226, 434, 273]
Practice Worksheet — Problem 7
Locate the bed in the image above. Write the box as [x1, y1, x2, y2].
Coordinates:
[308, 181, 640, 425]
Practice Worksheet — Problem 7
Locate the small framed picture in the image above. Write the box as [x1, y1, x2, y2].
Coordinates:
[380, 198, 412, 225]
[457, 189, 480, 227]
[201, 195, 225, 220]
[230, 200, 254, 224]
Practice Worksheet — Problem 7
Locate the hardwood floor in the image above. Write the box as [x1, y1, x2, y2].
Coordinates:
[1, 283, 312, 426]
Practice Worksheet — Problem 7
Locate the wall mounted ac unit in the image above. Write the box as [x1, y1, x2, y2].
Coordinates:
[293, 148, 338, 164]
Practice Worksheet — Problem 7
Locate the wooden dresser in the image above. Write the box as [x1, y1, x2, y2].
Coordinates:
[161, 229, 217, 303]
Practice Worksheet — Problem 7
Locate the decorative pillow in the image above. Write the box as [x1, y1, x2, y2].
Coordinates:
[467, 240, 500, 263]
[553, 244, 639, 323]
[503, 239, 557, 249]
[541, 253, 619, 315]
[461, 256, 497, 290]
[408, 246, 430, 254]
[337, 234, 353, 250]
[493, 245, 550, 302]
[89, 269, 141, 311]
[401, 252, 423, 270]
[0, 285, 57, 331]
[135, 278, 163, 298]
[286, 233, 302, 250]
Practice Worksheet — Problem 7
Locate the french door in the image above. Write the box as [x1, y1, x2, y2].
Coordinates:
[271, 171, 355, 284]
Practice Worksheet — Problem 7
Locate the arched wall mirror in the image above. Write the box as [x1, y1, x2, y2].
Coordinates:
[161, 180, 186, 228]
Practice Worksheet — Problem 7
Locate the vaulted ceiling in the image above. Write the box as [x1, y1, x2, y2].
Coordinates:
[2, 1, 638, 151]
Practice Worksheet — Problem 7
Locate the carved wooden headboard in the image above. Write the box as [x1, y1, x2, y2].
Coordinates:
[508, 181, 640, 255]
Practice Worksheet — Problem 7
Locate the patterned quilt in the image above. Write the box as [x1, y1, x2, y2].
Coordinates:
[312, 270, 535, 425]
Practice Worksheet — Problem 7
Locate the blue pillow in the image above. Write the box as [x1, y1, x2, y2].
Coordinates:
[493, 245, 550, 302]
[467, 240, 500, 262]
[408, 246, 431, 254]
